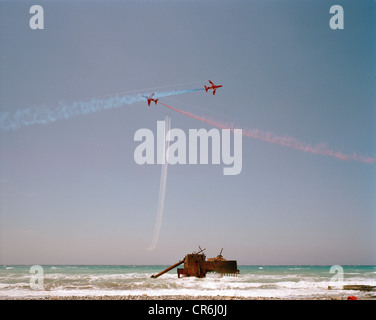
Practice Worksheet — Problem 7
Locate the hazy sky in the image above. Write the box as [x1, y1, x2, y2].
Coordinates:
[0, 0, 375, 265]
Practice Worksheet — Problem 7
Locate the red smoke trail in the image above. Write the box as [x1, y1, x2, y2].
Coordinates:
[158, 101, 374, 164]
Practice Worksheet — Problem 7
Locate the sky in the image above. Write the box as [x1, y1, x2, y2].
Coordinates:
[0, 0, 375, 265]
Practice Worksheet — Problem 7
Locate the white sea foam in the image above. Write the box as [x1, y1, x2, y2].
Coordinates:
[1, 265, 375, 299]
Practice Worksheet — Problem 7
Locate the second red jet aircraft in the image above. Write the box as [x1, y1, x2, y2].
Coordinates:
[142, 93, 159, 106]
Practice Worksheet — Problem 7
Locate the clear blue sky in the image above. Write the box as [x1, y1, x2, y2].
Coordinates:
[0, 0, 375, 265]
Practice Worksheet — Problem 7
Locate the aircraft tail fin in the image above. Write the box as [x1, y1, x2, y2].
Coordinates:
[204, 85, 208, 92]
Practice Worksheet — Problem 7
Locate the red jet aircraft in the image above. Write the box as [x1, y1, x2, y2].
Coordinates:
[142, 93, 159, 106]
[204, 80, 223, 95]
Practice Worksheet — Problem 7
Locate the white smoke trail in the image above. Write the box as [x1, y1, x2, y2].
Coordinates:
[0, 89, 200, 131]
[89, 80, 204, 100]
[146, 115, 171, 251]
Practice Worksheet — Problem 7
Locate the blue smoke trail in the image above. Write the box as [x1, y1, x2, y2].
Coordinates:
[0, 88, 203, 131]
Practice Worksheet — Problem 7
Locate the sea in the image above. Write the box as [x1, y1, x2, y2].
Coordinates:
[1, 265, 375, 299]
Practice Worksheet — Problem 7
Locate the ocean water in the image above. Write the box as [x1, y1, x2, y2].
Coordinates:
[1, 265, 375, 299]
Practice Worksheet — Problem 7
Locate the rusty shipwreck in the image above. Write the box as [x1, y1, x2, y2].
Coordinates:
[151, 247, 239, 278]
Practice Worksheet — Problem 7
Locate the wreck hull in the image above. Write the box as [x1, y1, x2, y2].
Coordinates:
[177, 253, 239, 278]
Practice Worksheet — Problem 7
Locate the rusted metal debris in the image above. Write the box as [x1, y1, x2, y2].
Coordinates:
[151, 247, 239, 279]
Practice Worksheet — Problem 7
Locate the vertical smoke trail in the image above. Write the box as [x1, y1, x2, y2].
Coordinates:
[146, 114, 171, 251]
[158, 101, 374, 164]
